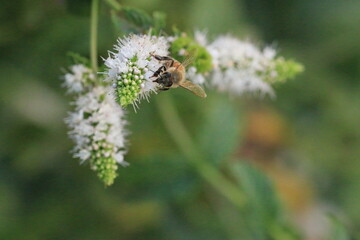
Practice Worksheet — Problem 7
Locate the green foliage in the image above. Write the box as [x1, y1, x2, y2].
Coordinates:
[197, 97, 240, 166]
[268, 224, 301, 240]
[120, 155, 199, 201]
[105, 1, 166, 34]
[66, 0, 91, 16]
[231, 162, 301, 240]
[67, 52, 90, 66]
[110, 10, 124, 35]
[152, 12, 166, 33]
[232, 162, 282, 219]
[122, 7, 154, 30]
[169, 35, 212, 73]
[328, 215, 350, 240]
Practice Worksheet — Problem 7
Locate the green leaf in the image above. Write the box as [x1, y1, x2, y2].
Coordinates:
[110, 10, 123, 35]
[105, 3, 166, 34]
[196, 96, 240, 166]
[66, 52, 90, 66]
[230, 161, 301, 240]
[328, 215, 350, 240]
[268, 223, 301, 240]
[120, 155, 199, 201]
[231, 161, 280, 239]
[122, 6, 153, 29]
[152, 11, 166, 33]
[65, 0, 90, 16]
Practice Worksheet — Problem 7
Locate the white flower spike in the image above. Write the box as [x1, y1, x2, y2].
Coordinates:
[104, 34, 169, 108]
[64, 64, 128, 186]
[208, 35, 276, 97]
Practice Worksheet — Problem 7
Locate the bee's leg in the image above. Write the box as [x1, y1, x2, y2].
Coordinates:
[151, 54, 174, 67]
[152, 74, 163, 83]
[150, 66, 166, 78]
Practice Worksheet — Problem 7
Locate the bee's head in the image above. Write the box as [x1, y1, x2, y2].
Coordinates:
[163, 71, 172, 79]
[153, 71, 173, 87]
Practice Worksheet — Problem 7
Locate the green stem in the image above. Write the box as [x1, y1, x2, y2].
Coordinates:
[90, 0, 99, 73]
[155, 94, 246, 209]
[104, 0, 122, 11]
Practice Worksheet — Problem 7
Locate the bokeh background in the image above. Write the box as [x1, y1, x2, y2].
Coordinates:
[1, 0, 359, 239]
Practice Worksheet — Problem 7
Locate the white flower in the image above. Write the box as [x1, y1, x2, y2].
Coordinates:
[104, 34, 169, 107]
[194, 30, 208, 46]
[207, 35, 276, 97]
[76, 149, 91, 163]
[114, 152, 128, 166]
[187, 66, 206, 85]
[63, 64, 128, 185]
[63, 64, 95, 94]
[65, 85, 128, 166]
[178, 48, 187, 56]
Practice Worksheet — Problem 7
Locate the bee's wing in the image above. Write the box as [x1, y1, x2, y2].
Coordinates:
[181, 55, 194, 68]
[179, 80, 207, 98]
[179, 49, 198, 68]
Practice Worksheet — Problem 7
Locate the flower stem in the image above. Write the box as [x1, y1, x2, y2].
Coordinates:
[90, 0, 99, 73]
[104, 0, 122, 11]
[155, 94, 246, 209]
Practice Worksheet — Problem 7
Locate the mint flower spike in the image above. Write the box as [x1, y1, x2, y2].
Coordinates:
[104, 34, 169, 108]
[64, 65, 128, 186]
[207, 35, 276, 97]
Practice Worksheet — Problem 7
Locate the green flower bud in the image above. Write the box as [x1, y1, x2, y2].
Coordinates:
[170, 36, 212, 73]
[266, 58, 304, 83]
[90, 148, 118, 186]
[116, 72, 145, 107]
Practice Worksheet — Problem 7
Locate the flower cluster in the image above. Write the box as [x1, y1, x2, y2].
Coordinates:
[207, 35, 277, 96]
[62, 33, 303, 186]
[206, 35, 303, 96]
[104, 34, 169, 108]
[104, 33, 303, 108]
[64, 64, 128, 186]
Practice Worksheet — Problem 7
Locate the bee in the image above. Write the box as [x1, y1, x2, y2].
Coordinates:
[150, 53, 207, 98]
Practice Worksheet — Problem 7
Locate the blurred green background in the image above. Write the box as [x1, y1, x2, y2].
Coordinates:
[1, 0, 359, 239]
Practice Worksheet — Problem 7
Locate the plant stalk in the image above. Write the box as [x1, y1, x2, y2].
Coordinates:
[104, 0, 122, 11]
[90, 0, 99, 73]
